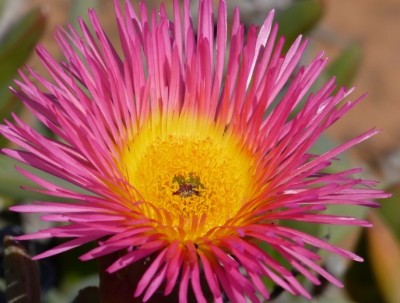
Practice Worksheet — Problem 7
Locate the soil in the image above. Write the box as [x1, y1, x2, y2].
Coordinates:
[322, 0, 400, 171]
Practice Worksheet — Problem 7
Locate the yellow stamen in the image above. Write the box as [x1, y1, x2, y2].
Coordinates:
[118, 114, 253, 239]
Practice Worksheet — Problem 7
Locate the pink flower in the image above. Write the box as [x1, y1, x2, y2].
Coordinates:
[0, 0, 388, 302]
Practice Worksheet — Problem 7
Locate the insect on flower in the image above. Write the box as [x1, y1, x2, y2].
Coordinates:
[0, 0, 389, 302]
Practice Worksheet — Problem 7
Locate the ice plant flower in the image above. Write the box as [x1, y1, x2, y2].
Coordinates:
[0, 0, 388, 302]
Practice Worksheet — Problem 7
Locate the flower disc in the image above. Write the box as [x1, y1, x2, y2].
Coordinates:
[120, 115, 253, 238]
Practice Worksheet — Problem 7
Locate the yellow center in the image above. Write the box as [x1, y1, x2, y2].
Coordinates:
[119, 115, 253, 239]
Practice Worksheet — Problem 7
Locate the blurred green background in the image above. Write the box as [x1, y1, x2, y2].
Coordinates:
[0, 0, 399, 302]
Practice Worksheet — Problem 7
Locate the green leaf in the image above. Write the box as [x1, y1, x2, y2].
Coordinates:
[3, 235, 41, 303]
[367, 211, 400, 303]
[0, 0, 5, 16]
[0, 7, 46, 87]
[71, 286, 100, 303]
[276, 0, 324, 50]
[0, 155, 50, 200]
[0, 90, 21, 147]
[344, 229, 385, 303]
[0, 7, 47, 147]
[0, 86, 20, 120]
[377, 184, 400, 240]
[0, 155, 86, 201]
[275, 287, 354, 303]
[69, 0, 99, 27]
[325, 43, 362, 91]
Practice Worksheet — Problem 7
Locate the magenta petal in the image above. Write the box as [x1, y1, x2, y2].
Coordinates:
[32, 234, 106, 259]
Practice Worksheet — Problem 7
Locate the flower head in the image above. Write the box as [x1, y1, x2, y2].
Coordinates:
[0, 0, 388, 302]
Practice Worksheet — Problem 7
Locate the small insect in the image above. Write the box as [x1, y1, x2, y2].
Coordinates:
[172, 173, 205, 198]
[172, 183, 200, 197]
